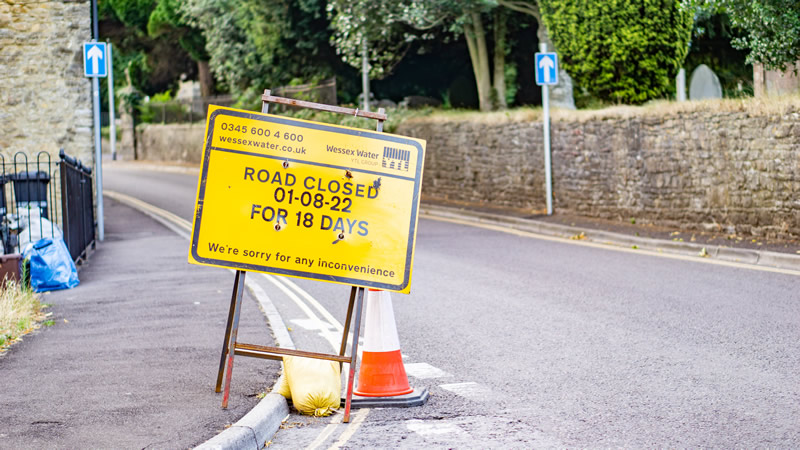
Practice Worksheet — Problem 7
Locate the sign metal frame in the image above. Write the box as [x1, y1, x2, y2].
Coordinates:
[210, 90, 424, 423]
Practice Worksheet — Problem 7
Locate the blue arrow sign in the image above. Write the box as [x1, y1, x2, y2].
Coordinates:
[535, 52, 558, 85]
[83, 42, 108, 77]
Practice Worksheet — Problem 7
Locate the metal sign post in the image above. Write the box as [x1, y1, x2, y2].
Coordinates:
[535, 45, 557, 216]
[84, 41, 107, 240]
[107, 43, 117, 161]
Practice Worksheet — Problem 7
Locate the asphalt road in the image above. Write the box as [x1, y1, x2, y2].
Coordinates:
[104, 163, 800, 448]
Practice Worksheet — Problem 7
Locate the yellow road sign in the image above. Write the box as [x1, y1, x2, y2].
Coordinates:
[189, 106, 426, 293]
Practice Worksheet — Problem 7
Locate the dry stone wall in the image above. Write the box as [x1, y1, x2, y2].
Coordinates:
[135, 101, 800, 239]
[397, 104, 800, 239]
[135, 123, 207, 164]
[0, 0, 93, 166]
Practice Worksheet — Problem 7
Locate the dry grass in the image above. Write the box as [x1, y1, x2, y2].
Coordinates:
[0, 279, 48, 353]
[401, 94, 800, 126]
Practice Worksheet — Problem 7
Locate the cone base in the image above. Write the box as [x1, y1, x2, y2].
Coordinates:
[345, 388, 430, 409]
[354, 349, 412, 397]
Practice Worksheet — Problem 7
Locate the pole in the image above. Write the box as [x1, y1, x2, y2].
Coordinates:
[361, 38, 370, 112]
[92, 72, 105, 241]
[91, 0, 98, 39]
[107, 43, 117, 160]
[540, 43, 553, 216]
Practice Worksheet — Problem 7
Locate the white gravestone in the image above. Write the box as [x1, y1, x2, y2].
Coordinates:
[689, 64, 723, 100]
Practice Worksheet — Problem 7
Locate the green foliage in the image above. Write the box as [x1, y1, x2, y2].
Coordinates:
[686, 11, 753, 97]
[503, 62, 518, 106]
[716, 0, 800, 72]
[147, 0, 209, 62]
[108, 0, 157, 30]
[327, 0, 497, 79]
[282, 106, 433, 133]
[100, 0, 198, 97]
[183, 0, 343, 102]
[540, 0, 694, 104]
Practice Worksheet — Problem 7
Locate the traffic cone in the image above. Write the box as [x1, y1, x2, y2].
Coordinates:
[351, 289, 428, 407]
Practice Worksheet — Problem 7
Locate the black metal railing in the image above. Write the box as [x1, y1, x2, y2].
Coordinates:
[0, 150, 96, 264]
[59, 149, 95, 263]
[0, 152, 60, 255]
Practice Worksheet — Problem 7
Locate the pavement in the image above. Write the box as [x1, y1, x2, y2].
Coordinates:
[1, 172, 799, 449]
[0, 197, 283, 449]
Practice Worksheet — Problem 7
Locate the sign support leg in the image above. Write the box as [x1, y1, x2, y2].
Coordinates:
[221, 270, 246, 409]
[338, 286, 357, 372]
[216, 270, 241, 393]
[343, 287, 365, 423]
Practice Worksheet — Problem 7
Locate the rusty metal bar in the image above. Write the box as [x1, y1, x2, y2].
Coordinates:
[343, 287, 365, 423]
[338, 286, 357, 372]
[221, 270, 246, 409]
[261, 91, 387, 121]
[216, 270, 241, 393]
[376, 108, 385, 132]
[234, 343, 352, 363]
[261, 90, 271, 114]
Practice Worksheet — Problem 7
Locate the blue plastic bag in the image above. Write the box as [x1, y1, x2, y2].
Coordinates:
[22, 237, 79, 292]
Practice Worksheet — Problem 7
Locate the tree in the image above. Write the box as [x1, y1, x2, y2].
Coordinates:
[715, 0, 800, 72]
[329, 0, 578, 111]
[183, 0, 347, 102]
[329, 0, 510, 111]
[540, 0, 694, 104]
[100, 0, 198, 96]
[147, 0, 214, 97]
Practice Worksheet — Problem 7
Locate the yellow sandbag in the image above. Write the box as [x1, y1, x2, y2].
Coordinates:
[272, 374, 291, 399]
[283, 356, 341, 416]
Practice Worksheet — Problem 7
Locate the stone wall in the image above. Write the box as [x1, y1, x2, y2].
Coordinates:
[133, 100, 800, 239]
[0, 0, 93, 166]
[136, 123, 207, 164]
[397, 102, 800, 239]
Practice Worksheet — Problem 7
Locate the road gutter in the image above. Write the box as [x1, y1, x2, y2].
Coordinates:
[420, 205, 800, 274]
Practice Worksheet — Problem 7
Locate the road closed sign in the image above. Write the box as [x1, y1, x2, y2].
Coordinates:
[189, 105, 426, 293]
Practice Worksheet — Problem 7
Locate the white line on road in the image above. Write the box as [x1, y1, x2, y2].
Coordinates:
[405, 419, 464, 436]
[328, 408, 370, 449]
[440, 382, 500, 402]
[404, 362, 452, 379]
[423, 214, 800, 277]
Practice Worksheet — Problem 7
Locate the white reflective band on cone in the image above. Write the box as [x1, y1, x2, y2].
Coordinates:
[362, 289, 401, 352]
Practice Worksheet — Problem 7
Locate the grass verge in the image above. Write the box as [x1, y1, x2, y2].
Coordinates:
[0, 279, 49, 354]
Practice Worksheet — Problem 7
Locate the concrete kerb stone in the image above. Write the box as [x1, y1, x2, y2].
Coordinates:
[197, 394, 289, 450]
[420, 205, 800, 272]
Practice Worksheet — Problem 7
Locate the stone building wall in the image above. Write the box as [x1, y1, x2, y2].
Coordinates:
[397, 102, 800, 239]
[0, 0, 93, 168]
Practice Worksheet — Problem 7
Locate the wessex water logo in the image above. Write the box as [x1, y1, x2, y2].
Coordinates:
[382, 147, 410, 172]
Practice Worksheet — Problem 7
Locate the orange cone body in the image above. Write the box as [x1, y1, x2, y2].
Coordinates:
[354, 289, 413, 397]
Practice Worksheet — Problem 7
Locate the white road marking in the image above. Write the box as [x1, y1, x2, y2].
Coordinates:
[423, 213, 800, 277]
[404, 362, 452, 379]
[305, 413, 343, 450]
[268, 274, 344, 330]
[405, 419, 464, 436]
[290, 318, 335, 331]
[440, 382, 498, 402]
[328, 408, 370, 449]
[260, 273, 342, 352]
